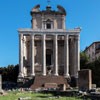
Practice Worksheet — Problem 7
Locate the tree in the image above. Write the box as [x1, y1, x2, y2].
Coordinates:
[80, 51, 89, 69]
[81, 57, 100, 87]
[0, 64, 19, 83]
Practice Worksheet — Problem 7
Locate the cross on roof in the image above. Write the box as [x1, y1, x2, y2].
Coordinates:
[47, 0, 50, 5]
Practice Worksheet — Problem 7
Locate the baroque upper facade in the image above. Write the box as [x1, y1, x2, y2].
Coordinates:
[18, 4, 81, 79]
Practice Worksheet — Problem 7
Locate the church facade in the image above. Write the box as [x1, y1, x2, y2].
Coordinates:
[18, 4, 81, 80]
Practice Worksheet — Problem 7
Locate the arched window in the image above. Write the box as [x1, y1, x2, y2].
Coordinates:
[43, 19, 53, 29]
[46, 19, 52, 29]
[46, 23, 51, 29]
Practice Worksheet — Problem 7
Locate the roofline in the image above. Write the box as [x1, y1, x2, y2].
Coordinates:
[84, 41, 100, 51]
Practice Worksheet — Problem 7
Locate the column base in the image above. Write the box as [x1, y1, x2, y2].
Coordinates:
[18, 72, 24, 78]
[64, 74, 70, 78]
[17, 73, 24, 84]
[42, 73, 46, 76]
[54, 73, 58, 76]
[30, 74, 35, 77]
[70, 76, 78, 87]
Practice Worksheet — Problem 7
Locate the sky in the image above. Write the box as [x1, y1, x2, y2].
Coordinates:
[0, 0, 100, 67]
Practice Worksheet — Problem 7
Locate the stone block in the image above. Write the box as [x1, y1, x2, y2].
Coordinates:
[78, 69, 92, 91]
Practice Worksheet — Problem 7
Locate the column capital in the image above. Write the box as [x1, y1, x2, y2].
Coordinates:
[65, 34, 69, 40]
[31, 34, 35, 36]
[42, 34, 46, 38]
[31, 34, 35, 40]
[74, 35, 80, 41]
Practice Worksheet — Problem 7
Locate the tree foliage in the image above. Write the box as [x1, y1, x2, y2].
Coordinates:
[80, 51, 89, 69]
[0, 64, 19, 83]
[80, 51, 100, 87]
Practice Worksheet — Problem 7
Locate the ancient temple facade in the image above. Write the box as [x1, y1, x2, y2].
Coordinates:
[18, 5, 81, 80]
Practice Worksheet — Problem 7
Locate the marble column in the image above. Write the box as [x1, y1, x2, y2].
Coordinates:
[64, 34, 69, 78]
[19, 33, 24, 77]
[23, 36, 27, 76]
[73, 35, 80, 78]
[42, 34, 46, 76]
[75, 35, 80, 77]
[54, 34, 58, 76]
[31, 34, 35, 76]
[69, 37, 74, 76]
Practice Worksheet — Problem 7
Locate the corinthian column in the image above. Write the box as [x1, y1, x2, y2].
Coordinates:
[73, 35, 80, 78]
[31, 34, 35, 76]
[54, 34, 58, 76]
[42, 34, 46, 76]
[75, 35, 80, 77]
[19, 33, 24, 77]
[64, 34, 69, 78]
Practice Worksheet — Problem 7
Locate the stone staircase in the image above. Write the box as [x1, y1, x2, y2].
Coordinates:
[22, 77, 35, 88]
[30, 75, 68, 90]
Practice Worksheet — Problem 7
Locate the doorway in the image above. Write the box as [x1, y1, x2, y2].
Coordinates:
[46, 49, 52, 66]
[46, 54, 51, 66]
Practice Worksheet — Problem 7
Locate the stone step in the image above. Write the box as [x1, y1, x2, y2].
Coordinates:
[30, 75, 69, 90]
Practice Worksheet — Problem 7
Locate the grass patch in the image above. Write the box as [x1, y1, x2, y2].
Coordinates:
[0, 91, 83, 100]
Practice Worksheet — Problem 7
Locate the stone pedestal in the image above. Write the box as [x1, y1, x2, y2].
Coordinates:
[78, 69, 92, 91]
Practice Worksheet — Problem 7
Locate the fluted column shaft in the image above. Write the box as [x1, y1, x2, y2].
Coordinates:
[64, 35, 69, 77]
[54, 35, 58, 76]
[42, 34, 46, 76]
[31, 34, 35, 76]
[19, 33, 24, 77]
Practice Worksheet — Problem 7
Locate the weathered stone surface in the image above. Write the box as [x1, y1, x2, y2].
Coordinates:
[44, 83, 57, 88]
[78, 69, 92, 91]
[30, 75, 69, 90]
[17, 5, 81, 89]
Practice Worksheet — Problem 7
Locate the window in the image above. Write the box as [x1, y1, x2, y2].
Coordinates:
[43, 19, 53, 29]
[46, 23, 51, 29]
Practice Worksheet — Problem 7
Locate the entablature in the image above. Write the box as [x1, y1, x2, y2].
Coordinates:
[18, 28, 81, 36]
